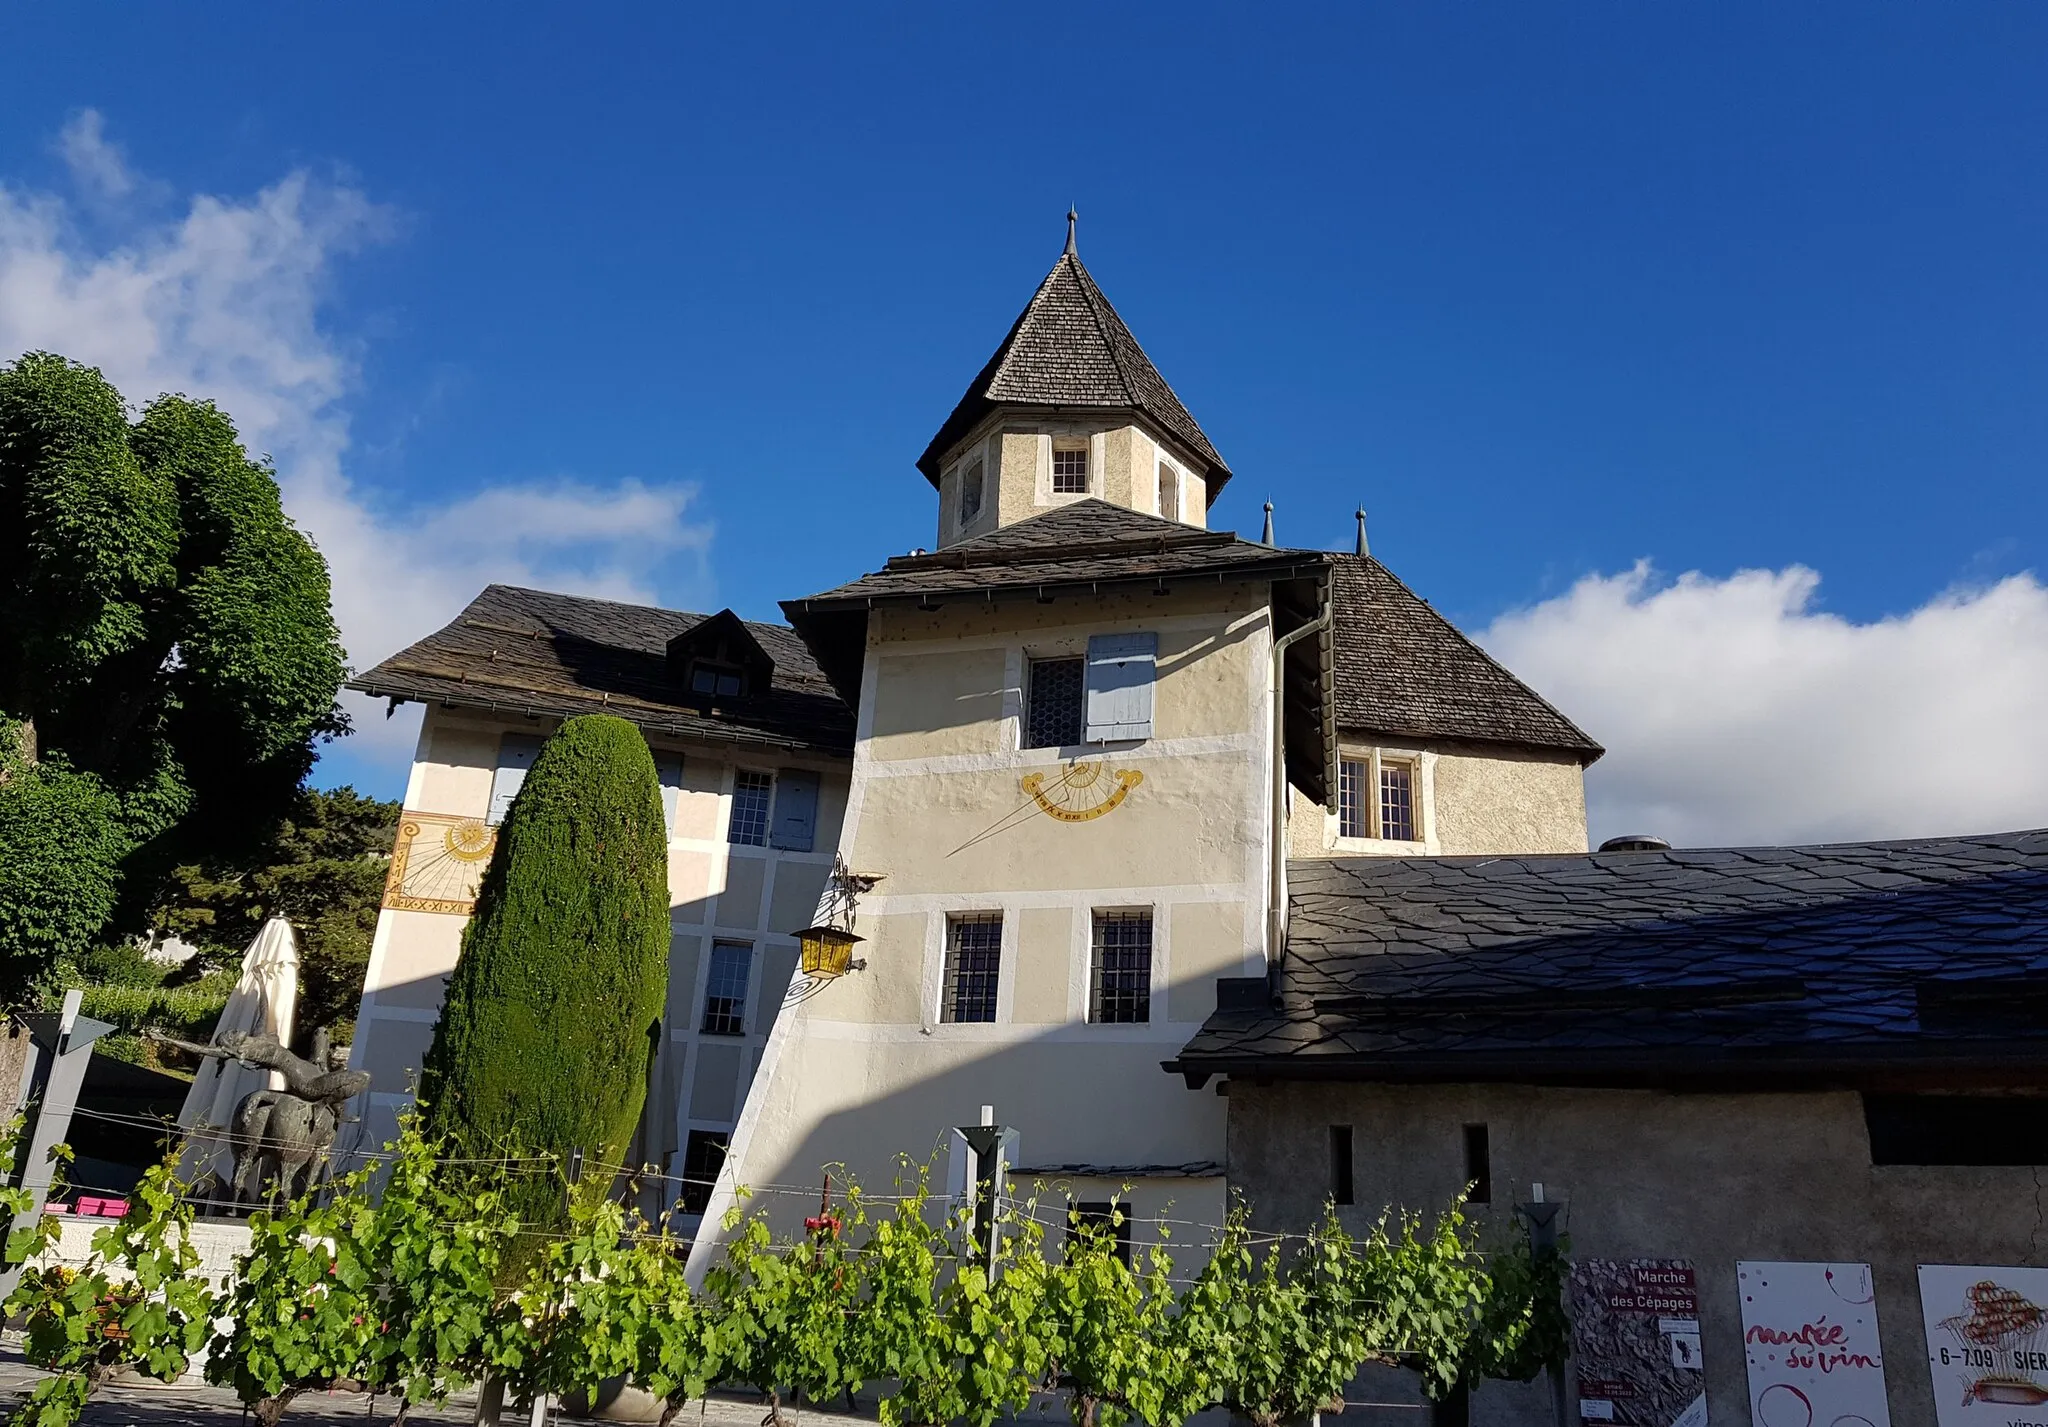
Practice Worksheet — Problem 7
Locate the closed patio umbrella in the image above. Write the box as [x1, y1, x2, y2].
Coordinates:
[176, 916, 299, 1196]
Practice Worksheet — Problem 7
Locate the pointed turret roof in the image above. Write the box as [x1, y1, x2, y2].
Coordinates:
[918, 229, 1232, 494]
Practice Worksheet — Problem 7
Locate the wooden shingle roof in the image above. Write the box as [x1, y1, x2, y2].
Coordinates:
[917, 242, 1231, 493]
[1330, 555, 1602, 761]
[346, 585, 853, 756]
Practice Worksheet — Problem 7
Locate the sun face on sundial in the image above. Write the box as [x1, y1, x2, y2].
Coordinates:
[383, 812, 497, 915]
[1020, 760, 1144, 823]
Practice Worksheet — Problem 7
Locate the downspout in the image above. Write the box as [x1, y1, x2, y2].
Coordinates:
[1268, 586, 1332, 966]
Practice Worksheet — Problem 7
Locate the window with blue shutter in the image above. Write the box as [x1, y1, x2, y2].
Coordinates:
[654, 751, 685, 835]
[487, 734, 545, 825]
[1083, 633, 1157, 743]
[769, 769, 820, 852]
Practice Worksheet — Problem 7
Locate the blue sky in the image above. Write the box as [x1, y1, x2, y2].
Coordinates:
[4, 5, 2046, 844]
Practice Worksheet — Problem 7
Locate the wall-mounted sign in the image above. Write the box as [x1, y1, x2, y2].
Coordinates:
[1570, 1259, 1710, 1427]
[1920, 1266, 2048, 1427]
[1737, 1262, 1889, 1427]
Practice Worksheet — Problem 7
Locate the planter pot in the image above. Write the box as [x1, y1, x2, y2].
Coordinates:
[561, 1377, 668, 1424]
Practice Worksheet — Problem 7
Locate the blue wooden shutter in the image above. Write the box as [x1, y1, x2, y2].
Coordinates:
[770, 769, 820, 851]
[1084, 633, 1157, 742]
[488, 734, 545, 825]
[654, 752, 685, 834]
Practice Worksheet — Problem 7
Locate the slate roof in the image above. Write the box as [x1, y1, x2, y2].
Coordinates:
[347, 585, 854, 757]
[917, 244, 1232, 493]
[1332, 555, 1602, 761]
[782, 500, 1337, 804]
[786, 500, 1327, 610]
[1167, 829, 2048, 1087]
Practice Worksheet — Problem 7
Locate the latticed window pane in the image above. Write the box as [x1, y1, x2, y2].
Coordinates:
[1052, 446, 1089, 493]
[1090, 911, 1152, 1024]
[961, 459, 984, 523]
[943, 915, 1003, 1023]
[1338, 758, 1368, 839]
[1025, 657, 1084, 749]
[701, 941, 752, 1035]
[1380, 763, 1415, 842]
[679, 1130, 726, 1215]
[729, 770, 772, 845]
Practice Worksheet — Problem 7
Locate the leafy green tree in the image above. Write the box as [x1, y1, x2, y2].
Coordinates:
[209, 1116, 522, 1427]
[705, 1187, 868, 1425]
[7, 1159, 220, 1427]
[1185, 1203, 1372, 1427]
[418, 714, 670, 1236]
[0, 351, 347, 1002]
[1017, 1199, 1206, 1427]
[145, 784, 400, 1043]
[500, 1194, 715, 1427]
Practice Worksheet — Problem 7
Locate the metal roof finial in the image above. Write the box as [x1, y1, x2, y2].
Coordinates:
[1355, 507, 1370, 557]
[1261, 501, 1275, 546]
[1065, 208, 1078, 256]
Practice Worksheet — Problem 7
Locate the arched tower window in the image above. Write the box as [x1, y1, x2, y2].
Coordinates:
[1157, 462, 1179, 521]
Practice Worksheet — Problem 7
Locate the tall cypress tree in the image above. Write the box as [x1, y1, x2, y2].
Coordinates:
[420, 714, 671, 1226]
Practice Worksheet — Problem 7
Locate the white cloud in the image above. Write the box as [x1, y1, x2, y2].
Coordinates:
[1480, 562, 2048, 848]
[0, 110, 712, 773]
[56, 110, 134, 198]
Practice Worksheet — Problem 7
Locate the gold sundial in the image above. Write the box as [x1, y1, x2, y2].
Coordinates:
[1020, 761, 1144, 823]
[383, 812, 498, 915]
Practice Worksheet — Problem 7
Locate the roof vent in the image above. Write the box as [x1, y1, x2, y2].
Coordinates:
[1599, 834, 1671, 853]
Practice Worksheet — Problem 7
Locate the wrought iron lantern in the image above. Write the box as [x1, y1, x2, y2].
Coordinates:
[796, 925, 863, 980]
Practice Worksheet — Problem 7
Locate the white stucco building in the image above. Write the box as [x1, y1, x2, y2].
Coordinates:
[344, 221, 1602, 1244]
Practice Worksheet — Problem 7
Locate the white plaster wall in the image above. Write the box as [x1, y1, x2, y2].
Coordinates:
[690, 586, 1272, 1270]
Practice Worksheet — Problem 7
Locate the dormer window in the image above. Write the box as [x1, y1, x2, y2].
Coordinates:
[689, 660, 744, 698]
[1052, 442, 1089, 494]
[960, 458, 984, 526]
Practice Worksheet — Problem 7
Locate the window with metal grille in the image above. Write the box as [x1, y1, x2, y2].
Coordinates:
[1067, 1200, 1132, 1266]
[1380, 763, 1416, 842]
[1089, 911, 1152, 1024]
[700, 941, 752, 1035]
[728, 770, 772, 845]
[942, 914, 1003, 1023]
[1024, 657, 1084, 749]
[1338, 758, 1368, 838]
[678, 1130, 726, 1216]
[1052, 445, 1089, 494]
[960, 458, 984, 525]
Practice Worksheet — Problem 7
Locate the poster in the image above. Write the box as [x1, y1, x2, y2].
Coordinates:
[1919, 1265, 2048, 1427]
[1737, 1262, 1890, 1427]
[1570, 1259, 1710, 1427]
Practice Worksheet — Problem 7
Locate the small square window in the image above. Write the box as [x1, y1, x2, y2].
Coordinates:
[728, 770, 772, 846]
[1089, 911, 1152, 1024]
[701, 941, 752, 1035]
[1052, 445, 1089, 494]
[942, 914, 1003, 1023]
[1381, 763, 1416, 842]
[1024, 657, 1084, 749]
[1067, 1200, 1132, 1266]
[960, 459, 984, 526]
[690, 661, 743, 698]
[1338, 759, 1368, 839]
[678, 1130, 727, 1216]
